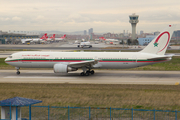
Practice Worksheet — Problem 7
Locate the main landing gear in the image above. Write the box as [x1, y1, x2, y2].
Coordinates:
[80, 70, 95, 76]
[15, 67, 20, 75]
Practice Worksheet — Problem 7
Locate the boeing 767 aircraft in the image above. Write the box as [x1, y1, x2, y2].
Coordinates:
[5, 25, 175, 76]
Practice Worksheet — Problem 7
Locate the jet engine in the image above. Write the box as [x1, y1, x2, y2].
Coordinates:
[53, 64, 77, 73]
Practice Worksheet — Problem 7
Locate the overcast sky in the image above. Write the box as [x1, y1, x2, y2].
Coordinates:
[0, 0, 180, 33]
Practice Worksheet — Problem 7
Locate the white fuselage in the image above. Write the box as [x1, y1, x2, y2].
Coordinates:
[32, 38, 44, 42]
[54, 38, 64, 41]
[45, 38, 54, 41]
[79, 42, 92, 47]
[5, 51, 169, 69]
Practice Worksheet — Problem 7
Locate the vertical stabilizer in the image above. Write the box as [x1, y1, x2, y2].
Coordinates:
[140, 25, 175, 55]
[50, 34, 55, 39]
[61, 34, 66, 39]
[40, 33, 48, 39]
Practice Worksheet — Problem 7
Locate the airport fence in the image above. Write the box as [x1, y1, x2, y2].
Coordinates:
[1, 106, 180, 120]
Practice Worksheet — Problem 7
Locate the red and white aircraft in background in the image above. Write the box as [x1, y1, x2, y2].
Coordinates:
[45, 34, 66, 41]
[99, 37, 119, 44]
[32, 33, 48, 41]
[45, 34, 55, 41]
[55, 34, 66, 41]
[21, 33, 48, 44]
[99, 37, 106, 41]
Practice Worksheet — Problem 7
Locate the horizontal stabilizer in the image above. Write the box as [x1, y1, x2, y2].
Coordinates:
[147, 54, 174, 60]
[68, 59, 100, 68]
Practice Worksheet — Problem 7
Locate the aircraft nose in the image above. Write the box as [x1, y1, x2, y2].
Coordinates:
[4, 58, 8, 62]
[4, 57, 10, 63]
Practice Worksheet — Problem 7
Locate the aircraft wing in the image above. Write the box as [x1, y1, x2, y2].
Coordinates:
[68, 59, 100, 68]
[147, 54, 174, 60]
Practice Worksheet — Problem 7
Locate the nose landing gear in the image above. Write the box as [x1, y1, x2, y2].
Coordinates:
[15, 67, 20, 75]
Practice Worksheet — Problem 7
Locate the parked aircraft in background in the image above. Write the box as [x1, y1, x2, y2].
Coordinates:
[99, 37, 119, 44]
[45, 34, 66, 41]
[32, 33, 48, 42]
[21, 33, 47, 44]
[99, 37, 106, 41]
[5, 25, 175, 76]
[99, 37, 118, 41]
[45, 34, 55, 41]
[54, 34, 66, 41]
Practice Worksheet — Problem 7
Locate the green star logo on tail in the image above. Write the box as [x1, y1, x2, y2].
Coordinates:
[154, 42, 158, 47]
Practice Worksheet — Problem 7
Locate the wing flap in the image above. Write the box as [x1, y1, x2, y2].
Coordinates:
[68, 60, 100, 68]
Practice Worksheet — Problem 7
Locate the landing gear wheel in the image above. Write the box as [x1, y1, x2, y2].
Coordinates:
[80, 72, 85, 76]
[90, 70, 94, 75]
[85, 72, 89, 76]
[15, 67, 20, 75]
[16, 71, 20, 75]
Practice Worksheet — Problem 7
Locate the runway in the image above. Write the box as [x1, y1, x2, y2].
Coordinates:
[0, 70, 180, 85]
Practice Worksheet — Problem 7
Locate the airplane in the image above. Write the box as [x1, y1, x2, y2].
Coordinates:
[45, 34, 66, 41]
[5, 25, 175, 76]
[99, 37, 106, 41]
[99, 37, 119, 44]
[54, 34, 66, 41]
[21, 33, 48, 44]
[77, 41, 92, 48]
[99, 37, 118, 41]
[45, 34, 55, 41]
[32, 33, 48, 42]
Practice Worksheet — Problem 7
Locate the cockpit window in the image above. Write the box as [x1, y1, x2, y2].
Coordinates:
[8, 56, 12, 58]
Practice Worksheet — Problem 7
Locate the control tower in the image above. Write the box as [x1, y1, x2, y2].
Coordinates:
[129, 13, 139, 42]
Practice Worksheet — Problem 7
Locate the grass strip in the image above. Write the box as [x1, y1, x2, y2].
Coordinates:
[0, 83, 179, 110]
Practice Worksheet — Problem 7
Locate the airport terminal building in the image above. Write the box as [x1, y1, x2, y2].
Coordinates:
[138, 30, 180, 46]
[0, 31, 39, 44]
[138, 35, 156, 46]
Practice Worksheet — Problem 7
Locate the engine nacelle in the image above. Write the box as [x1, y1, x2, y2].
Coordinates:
[53, 64, 77, 73]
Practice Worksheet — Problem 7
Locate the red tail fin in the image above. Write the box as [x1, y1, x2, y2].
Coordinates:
[40, 33, 47, 39]
[61, 34, 66, 39]
[50, 34, 55, 39]
[99, 37, 106, 40]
